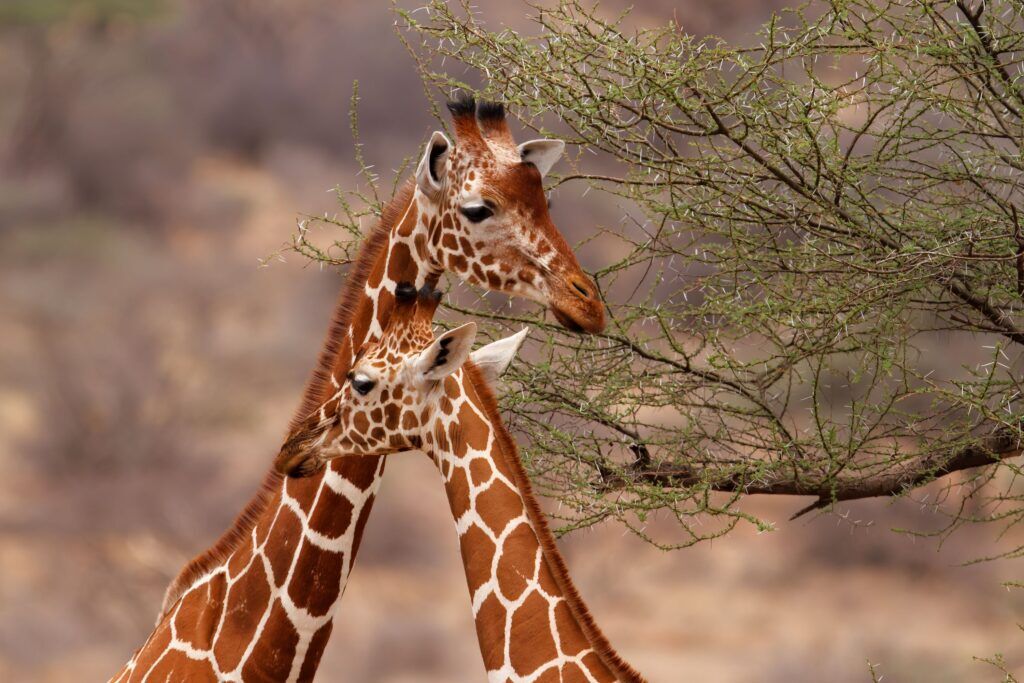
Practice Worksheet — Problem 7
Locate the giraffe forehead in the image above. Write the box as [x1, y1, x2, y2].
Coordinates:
[363, 334, 427, 370]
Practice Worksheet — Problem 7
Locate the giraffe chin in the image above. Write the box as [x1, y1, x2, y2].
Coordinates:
[274, 448, 325, 478]
[551, 303, 604, 334]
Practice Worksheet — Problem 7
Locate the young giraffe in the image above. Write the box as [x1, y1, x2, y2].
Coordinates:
[111, 97, 606, 682]
[285, 286, 645, 683]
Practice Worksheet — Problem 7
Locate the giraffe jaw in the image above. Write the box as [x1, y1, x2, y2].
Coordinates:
[551, 306, 586, 333]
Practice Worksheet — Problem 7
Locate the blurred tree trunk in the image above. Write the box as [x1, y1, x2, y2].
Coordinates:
[7, 27, 75, 172]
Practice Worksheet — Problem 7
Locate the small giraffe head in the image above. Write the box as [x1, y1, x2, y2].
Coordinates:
[417, 95, 605, 334]
[276, 284, 525, 473]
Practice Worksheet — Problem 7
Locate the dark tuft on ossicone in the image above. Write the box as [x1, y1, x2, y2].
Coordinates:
[476, 100, 505, 123]
[418, 285, 443, 305]
[446, 92, 477, 119]
[395, 282, 418, 303]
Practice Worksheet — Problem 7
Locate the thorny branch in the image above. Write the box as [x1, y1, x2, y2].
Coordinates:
[301, 1, 1024, 552]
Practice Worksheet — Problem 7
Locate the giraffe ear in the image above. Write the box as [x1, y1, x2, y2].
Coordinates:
[414, 322, 477, 381]
[517, 139, 564, 178]
[416, 131, 452, 194]
[470, 328, 528, 386]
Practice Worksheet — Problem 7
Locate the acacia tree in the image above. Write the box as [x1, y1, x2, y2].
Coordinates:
[303, 0, 1024, 553]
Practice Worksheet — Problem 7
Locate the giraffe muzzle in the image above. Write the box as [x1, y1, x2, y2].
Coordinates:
[549, 273, 606, 334]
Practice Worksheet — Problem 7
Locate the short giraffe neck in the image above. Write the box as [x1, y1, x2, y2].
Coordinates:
[113, 182, 444, 682]
[430, 367, 645, 683]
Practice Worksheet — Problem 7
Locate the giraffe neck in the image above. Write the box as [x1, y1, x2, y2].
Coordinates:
[114, 182, 445, 682]
[430, 367, 645, 683]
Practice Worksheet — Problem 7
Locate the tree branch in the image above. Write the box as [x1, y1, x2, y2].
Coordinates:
[603, 428, 1022, 520]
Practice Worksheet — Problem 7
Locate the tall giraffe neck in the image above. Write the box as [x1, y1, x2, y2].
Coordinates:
[432, 366, 645, 683]
[113, 182, 436, 682]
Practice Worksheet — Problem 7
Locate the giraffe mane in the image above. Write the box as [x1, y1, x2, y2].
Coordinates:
[289, 179, 417, 431]
[159, 180, 417, 617]
[463, 362, 648, 683]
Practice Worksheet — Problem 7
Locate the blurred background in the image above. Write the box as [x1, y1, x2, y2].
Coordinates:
[0, 1, 1020, 681]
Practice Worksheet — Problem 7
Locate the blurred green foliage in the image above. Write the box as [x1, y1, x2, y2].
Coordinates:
[0, 0, 163, 26]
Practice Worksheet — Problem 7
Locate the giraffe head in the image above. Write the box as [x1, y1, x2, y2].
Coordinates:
[417, 95, 605, 334]
[276, 284, 524, 473]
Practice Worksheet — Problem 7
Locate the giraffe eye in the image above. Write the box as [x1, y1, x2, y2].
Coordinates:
[351, 374, 376, 396]
[459, 204, 493, 223]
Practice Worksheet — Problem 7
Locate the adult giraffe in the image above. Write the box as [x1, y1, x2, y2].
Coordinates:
[287, 285, 645, 683]
[111, 97, 605, 681]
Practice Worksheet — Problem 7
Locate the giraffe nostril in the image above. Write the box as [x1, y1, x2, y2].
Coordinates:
[570, 279, 592, 299]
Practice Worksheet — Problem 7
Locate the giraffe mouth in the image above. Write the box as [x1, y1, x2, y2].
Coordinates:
[551, 306, 586, 333]
[550, 299, 604, 334]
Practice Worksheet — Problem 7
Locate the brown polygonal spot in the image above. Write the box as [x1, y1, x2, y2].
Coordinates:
[253, 502, 277, 548]
[228, 544, 255, 579]
[509, 590, 559, 676]
[350, 302, 373, 349]
[459, 523, 496, 595]
[387, 242, 413, 282]
[414, 233, 429, 262]
[581, 651, 616, 682]
[538, 558, 561, 598]
[384, 402, 401, 430]
[174, 573, 227, 650]
[433, 423, 450, 452]
[266, 505, 303, 587]
[367, 256, 386, 289]
[497, 522, 538, 601]
[448, 253, 470, 274]
[241, 600, 299, 682]
[448, 422, 465, 457]
[476, 480, 524, 536]
[308, 481, 354, 540]
[439, 396, 453, 415]
[213, 560, 271, 671]
[469, 458, 492, 486]
[445, 466, 471, 519]
[397, 205, 418, 236]
[474, 592, 507, 672]
[288, 539, 344, 617]
[555, 600, 589, 656]
[457, 401, 490, 451]
[286, 475, 319, 515]
[344, 456, 382, 491]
